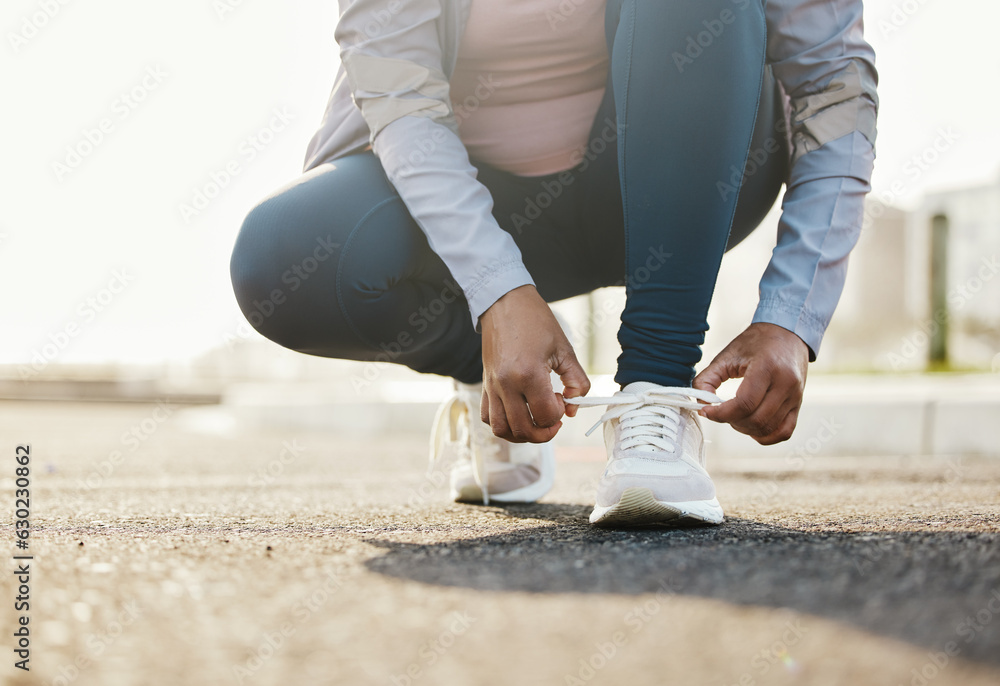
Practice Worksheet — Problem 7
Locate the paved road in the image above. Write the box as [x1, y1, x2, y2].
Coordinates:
[1, 399, 999, 686]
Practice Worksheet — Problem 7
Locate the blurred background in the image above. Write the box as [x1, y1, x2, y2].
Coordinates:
[2, 0, 999, 457]
[5, 6, 1000, 684]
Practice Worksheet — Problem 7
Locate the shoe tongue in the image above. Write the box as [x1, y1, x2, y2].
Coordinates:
[619, 382, 685, 422]
[621, 381, 671, 395]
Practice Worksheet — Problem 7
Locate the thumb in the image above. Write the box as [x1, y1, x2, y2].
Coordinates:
[693, 356, 736, 420]
[553, 347, 590, 418]
[693, 359, 729, 395]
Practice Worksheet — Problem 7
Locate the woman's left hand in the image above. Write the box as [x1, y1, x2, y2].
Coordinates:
[692, 322, 810, 445]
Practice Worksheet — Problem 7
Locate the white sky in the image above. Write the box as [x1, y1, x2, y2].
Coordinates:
[2, 0, 998, 366]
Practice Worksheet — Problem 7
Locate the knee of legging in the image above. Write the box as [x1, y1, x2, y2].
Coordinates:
[229, 199, 311, 349]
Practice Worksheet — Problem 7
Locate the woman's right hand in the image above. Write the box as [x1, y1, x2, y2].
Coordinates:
[479, 285, 590, 443]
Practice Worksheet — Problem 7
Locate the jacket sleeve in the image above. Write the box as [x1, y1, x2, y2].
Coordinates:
[335, 0, 534, 326]
[753, 0, 879, 359]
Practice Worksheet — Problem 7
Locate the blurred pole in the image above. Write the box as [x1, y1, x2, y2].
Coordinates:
[929, 213, 949, 365]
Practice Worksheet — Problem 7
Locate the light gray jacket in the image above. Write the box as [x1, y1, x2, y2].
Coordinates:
[303, 0, 878, 356]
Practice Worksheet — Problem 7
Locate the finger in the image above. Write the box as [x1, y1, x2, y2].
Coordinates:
[695, 354, 745, 419]
[552, 348, 588, 420]
[692, 358, 732, 396]
[733, 358, 805, 437]
[486, 390, 516, 441]
[754, 406, 799, 446]
[480, 388, 490, 425]
[523, 374, 565, 429]
[561, 394, 579, 418]
[702, 363, 770, 425]
[731, 372, 799, 438]
[745, 386, 802, 438]
[730, 391, 796, 440]
[553, 348, 591, 402]
[505, 392, 561, 443]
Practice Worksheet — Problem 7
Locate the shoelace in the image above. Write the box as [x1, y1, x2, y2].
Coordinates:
[565, 386, 723, 453]
[428, 391, 500, 504]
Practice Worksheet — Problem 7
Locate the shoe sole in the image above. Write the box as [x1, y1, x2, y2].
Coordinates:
[451, 445, 556, 504]
[589, 487, 724, 528]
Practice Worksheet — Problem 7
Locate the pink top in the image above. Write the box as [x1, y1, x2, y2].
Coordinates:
[449, 0, 609, 177]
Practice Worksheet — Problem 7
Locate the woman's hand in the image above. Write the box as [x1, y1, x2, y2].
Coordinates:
[479, 285, 590, 443]
[693, 322, 810, 445]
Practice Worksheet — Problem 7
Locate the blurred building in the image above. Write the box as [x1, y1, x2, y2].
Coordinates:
[772, 176, 1000, 374]
[904, 178, 1000, 369]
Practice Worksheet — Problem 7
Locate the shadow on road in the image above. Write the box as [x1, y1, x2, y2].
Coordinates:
[364, 504, 1000, 667]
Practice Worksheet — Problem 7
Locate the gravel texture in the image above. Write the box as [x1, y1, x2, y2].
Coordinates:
[1, 399, 999, 686]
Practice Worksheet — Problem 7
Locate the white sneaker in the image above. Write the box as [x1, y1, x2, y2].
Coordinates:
[567, 381, 725, 527]
[429, 381, 555, 505]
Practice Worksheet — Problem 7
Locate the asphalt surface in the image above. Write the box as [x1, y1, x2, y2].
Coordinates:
[1, 399, 999, 686]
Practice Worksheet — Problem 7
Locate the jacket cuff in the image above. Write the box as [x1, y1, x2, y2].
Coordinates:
[751, 298, 824, 362]
[467, 260, 536, 331]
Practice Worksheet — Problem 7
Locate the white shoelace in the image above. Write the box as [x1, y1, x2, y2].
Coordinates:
[429, 391, 499, 504]
[566, 386, 723, 453]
